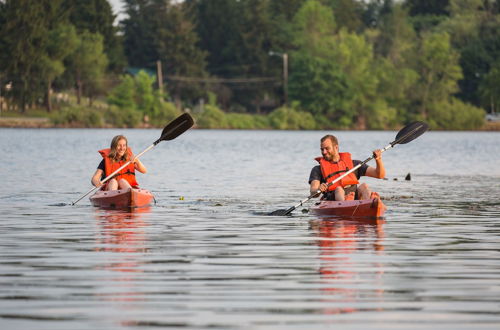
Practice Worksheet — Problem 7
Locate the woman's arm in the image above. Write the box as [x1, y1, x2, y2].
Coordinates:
[91, 169, 104, 187]
[133, 158, 147, 174]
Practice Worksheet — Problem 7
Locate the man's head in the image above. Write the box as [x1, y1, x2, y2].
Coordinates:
[320, 135, 339, 162]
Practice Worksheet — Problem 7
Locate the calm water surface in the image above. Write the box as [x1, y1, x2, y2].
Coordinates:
[1, 128, 500, 329]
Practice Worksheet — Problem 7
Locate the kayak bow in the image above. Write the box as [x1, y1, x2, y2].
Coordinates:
[90, 188, 154, 209]
[310, 197, 386, 218]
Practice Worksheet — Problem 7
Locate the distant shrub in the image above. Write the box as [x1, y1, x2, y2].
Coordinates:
[268, 106, 316, 129]
[428, 98, 485, 130]
[196, 105, 228, 128]
[107, 71, 176, 127]
[148, 101, 180, 126]
[365, 100, 398, 130]
[226, 113, 269, 129]
[104, 105, 142, 128]
[107, 75, 136, 110]
[51, 106, 104, 127]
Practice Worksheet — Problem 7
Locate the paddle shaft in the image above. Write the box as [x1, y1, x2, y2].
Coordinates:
[71, 143, 155, 205]
[281, 123, 426, 215]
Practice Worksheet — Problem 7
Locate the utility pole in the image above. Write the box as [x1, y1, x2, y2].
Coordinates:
[283, 53, 288, 106]
[156, 60, 163, 94]
[269, 51, 289, 106]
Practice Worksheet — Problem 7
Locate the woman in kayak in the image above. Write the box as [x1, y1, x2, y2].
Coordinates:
[91, 135, 147, 190]
[309, 134, 385, 201]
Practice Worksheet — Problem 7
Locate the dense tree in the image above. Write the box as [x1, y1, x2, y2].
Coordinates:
[405, 0, 450, 16]
[478, 62, 500, 113]
[122, 0, 159, 68]
[1, 0, 499, 130]
[288, 52, 353, 128]
[410, 32, 461, 119]
[268, 0, 307, 50]
[324, 0, 364, 32]
[0, 0, 70, 112]
[64, 0, 126, 71]
[67, 31, 109, 105]
[42, 24, 79, 111]
[188, 0, 282, 111]
[187, 0, 242, 76]
[457, 17, 500, 106]
[404, 0, 450, 31]
[123, 0, 207, 107]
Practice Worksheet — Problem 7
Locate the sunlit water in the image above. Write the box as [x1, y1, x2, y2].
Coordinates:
[1, 128, 500, 329]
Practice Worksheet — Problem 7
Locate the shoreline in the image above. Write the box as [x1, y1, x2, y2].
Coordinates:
[1, 116, 500, 131]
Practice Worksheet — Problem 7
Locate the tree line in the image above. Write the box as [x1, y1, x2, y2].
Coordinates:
[1, 0, 499, 129]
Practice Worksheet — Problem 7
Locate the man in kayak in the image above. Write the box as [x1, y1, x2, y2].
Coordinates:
[91, 135, 147, 190]
[309, 134, 385, 201]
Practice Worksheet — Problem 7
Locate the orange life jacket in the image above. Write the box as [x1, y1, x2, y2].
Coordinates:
[99, 148, 139, 187]
[315, 152, 359, 192]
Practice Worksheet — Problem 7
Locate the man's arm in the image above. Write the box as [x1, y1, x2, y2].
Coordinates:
[309, 166, 327, 197]
[365, 149, 385, 179]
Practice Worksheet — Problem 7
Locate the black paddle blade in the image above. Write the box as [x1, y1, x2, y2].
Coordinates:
[155, 113, 194, 145]
[394, 121, 428, 145]
[268, 207, 295, 216]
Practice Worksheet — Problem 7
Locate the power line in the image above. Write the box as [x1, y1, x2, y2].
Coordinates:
[165, 75, 279, 84]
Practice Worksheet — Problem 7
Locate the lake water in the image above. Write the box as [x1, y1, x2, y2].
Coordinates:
[1, 128, 500, 329]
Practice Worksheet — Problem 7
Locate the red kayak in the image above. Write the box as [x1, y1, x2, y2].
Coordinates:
[310, 197, 386, 218]
[90, 188, 154, 209]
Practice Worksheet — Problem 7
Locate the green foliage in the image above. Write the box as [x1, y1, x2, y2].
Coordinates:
[324, 0, 364, 32]
[196, 105, 229, 128]
[2, 0, 499, 130]
[123, 0, 207, 103]
[50, 106, 104, 127]
[65, 0, 126, 72]
[427, 98, 485, 130]
[288, 52, 354, 127]
[268, 106, 316, 130]
[134, 71, 156, 116]
[456, 16, 500, 106]
[410, 32, 463, 119]
[0, 0, 69, 111]
[478, 62, 500, 112]
[292, 0, 336, 53]
[149, 100, 181, 127]
[226, 113, 269, 129]
[107, 75, 136, 110]
[107, 70, 180, 127]
[104, 105, 142, 128]
[65, 30, 108, 104]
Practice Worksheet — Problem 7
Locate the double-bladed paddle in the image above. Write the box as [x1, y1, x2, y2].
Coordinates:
[72, 113, 194, 205]
[269, 121, 429, 216]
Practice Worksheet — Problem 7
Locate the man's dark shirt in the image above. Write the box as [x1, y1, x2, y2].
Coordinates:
[96, 160, 105, 180]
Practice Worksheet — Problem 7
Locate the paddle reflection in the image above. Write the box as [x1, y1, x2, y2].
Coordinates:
[94, 208, 150, 303]
[309, 216, 385, 315]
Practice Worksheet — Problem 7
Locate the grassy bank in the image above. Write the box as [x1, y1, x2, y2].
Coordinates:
[1, 111, 498, 130]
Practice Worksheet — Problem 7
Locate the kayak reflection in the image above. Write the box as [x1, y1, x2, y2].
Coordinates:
[93, 208, 150, 304]
[309, 216, 385, 315]
[94, 208, 150, 255]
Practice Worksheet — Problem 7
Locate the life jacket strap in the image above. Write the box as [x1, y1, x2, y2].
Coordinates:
[324, 168, 349, 181]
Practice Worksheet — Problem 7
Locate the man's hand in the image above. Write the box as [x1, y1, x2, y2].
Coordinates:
[319, 183, 328, 192]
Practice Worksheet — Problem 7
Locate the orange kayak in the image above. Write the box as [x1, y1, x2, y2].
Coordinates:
[310, 197, 386, 218]
[90, 188, 154, 209]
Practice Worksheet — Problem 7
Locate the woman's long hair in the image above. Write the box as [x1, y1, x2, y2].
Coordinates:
[108, 135, 130, 162]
